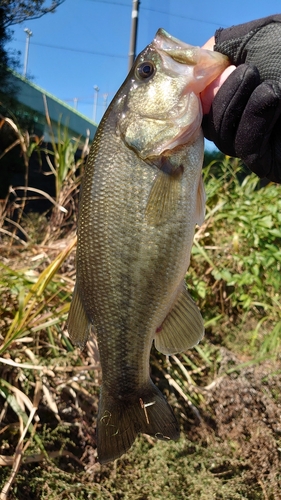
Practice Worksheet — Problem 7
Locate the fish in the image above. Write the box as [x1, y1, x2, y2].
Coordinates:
[67, 29, 229, 464]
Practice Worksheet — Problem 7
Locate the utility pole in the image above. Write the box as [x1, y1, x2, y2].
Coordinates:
[128, 0, 139, 71]
[93, 85, 99, 123]
[23, 28, 32, 78]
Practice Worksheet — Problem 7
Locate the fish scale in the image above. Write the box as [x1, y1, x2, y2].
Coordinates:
[67, 28, 229, 464]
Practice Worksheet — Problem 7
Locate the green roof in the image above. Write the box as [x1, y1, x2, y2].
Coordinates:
[9, 71, 98, 142]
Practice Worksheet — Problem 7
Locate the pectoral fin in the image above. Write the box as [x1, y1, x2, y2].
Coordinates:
[67, 283, 91, 348]
[154, 284, 204, 355]
[145, 166, 182, 226]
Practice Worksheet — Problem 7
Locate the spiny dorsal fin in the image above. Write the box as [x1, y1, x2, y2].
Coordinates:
[67, 283, 91, 348]
[154, 283, 204, 355]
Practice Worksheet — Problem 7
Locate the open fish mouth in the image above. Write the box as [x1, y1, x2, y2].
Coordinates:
[154, 30, 201, 71]
[154, 28, 229, 92]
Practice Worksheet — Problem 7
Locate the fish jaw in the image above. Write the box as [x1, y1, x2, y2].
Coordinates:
[118, 30, 229, 160]
[154, 28, 230, 93]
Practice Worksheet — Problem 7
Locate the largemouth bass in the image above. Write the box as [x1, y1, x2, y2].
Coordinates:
[68, 29, 229, 464]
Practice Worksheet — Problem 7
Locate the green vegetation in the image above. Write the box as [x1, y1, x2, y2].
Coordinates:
[0, 127, 280, 499]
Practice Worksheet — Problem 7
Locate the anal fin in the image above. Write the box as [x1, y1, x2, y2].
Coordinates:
[67, 283, 91, 348]
[154, 283, 204, 355]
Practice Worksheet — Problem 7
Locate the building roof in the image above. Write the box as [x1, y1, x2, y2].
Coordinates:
[9, 72, 98, 143]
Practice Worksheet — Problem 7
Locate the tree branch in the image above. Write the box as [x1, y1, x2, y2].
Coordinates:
[3, 1, 65, 27]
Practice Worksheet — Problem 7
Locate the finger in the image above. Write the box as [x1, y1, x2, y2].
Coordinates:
[235, 80, 281, 179]
[201, 36, 215, 51]
[201, 65, 236, 114]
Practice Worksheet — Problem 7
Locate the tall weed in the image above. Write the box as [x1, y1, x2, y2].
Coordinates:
[189, 157, 281, 357]
[0, 106, 88, 244]
[42, 96, 89, 237]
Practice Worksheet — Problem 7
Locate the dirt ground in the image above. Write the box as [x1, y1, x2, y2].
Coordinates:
[203, 357, 281, 499]
[1, 343, 281, 499]
[56, 351, 281, 499]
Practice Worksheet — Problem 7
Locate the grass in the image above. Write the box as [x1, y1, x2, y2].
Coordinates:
[0, 124, 281, 499]
[189, 158, 281, 356]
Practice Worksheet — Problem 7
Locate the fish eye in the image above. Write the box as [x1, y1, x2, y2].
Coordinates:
[136, 61, 155, 80]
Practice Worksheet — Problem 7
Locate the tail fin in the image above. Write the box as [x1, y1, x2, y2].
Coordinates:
[97, 380, 180, 464]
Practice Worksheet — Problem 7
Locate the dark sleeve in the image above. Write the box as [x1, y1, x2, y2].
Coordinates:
[214, 14, 281, 82]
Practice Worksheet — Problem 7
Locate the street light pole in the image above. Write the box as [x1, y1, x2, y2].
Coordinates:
[23, 28, 32, 78]
[128, 0, 139, 70]
[103, 93, 108, 115]
[93, 85, 99, 123]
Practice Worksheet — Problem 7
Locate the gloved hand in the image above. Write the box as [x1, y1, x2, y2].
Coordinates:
[202, 15, 281, 183]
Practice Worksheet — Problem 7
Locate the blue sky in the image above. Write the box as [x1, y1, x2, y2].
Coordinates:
[6, 0, 281, 124]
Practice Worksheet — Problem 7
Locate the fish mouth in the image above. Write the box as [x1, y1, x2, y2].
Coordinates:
[153, 29, 200, 66]
[153, 28, 229, 93]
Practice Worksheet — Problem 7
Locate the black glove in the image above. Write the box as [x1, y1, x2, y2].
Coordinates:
[202, 15, 281, 183]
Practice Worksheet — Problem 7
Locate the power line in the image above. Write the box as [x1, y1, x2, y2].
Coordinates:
[13, 39, 126, 59]
[86, 0, 228, 27]
[85, 0, 131, 6]
[143, 8, 227, 28]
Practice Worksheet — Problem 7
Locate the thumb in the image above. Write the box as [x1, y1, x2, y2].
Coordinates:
[200, 65, 236, 114]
